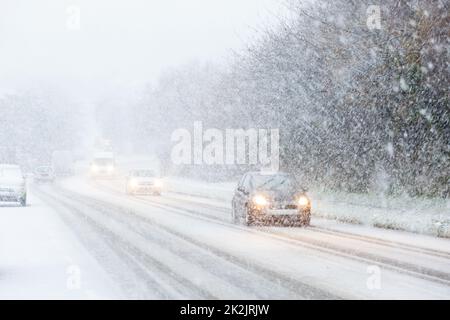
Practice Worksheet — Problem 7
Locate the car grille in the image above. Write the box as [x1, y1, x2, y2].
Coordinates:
[270, 204, 298, 210]
[0, 187, 14, 193]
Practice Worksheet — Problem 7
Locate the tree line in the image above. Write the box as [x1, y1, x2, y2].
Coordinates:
[130, 0, 449, 197]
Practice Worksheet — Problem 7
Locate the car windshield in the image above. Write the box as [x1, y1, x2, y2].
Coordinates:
[93, 159, 114, 166]
[250, 174, 297, 192]
[132, 170, 155, 177]
[0, 167, 22, 178]
[36, 167, 52, 173]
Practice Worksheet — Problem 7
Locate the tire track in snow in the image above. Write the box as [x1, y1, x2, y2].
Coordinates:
[157, 191, 450, 260]
[134, 185, 450, 260]
[59, 182, 344, 299]
[33, 185, 216, 299]
[90, 180, 450, 287]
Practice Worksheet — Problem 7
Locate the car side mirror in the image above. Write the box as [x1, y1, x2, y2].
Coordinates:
[238, 187, 249, 195]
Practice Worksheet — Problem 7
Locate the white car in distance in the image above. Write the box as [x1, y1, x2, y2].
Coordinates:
[126, 170, 163, 196]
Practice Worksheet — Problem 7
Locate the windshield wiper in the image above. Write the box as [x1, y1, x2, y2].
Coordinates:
[257, 177, 274, 189]
[258, 177, 283, 190]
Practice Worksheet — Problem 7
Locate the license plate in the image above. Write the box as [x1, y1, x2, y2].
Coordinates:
[268, 209, 298, 216]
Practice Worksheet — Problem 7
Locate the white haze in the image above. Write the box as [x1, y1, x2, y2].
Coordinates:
[0, 0, 282, 98]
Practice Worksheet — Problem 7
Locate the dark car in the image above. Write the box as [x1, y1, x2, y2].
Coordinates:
[232, 172, 311, 227]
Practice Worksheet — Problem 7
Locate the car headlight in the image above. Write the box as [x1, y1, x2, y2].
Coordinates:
[298, 196, 310, 207]
[107, 165, 114, 172]
[253, 194, 269, 207]
[91, 165, 99, 173]
[154, 179, 163, 188]
[129, 179, 138, 188]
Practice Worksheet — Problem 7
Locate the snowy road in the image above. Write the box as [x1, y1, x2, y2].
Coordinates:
[3, 176, 450, 299]
[0, 190, 121, 299]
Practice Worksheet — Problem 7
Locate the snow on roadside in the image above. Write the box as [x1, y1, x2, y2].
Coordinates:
[166, 177, 235, 203]
[0, 192, 122, 299]
[164, 177, 450, 238]
[311, 190, 450, 238]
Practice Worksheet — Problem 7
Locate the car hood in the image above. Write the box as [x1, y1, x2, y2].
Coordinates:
[131, 177, 156, 183]
[0, 177, 25, 187]
[252, 189, 304, 202]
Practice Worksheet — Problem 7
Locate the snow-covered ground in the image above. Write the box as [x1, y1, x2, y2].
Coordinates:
[0, 193, 121, 299]
[45, 174, 450, 299]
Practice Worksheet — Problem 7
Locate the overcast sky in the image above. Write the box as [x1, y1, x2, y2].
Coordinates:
[0, 0, 283, 97]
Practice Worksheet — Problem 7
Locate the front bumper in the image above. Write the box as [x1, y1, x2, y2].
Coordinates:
[249, 207, 311, 226]
[128, 185, 161, 194]
[90, 171, 115, 178]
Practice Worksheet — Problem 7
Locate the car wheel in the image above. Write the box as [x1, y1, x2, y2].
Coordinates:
[20, 195, 27, 207]
[231, 203, 239, 224]
[302, 211, 311, 227]
[245, 207, 256, 226]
